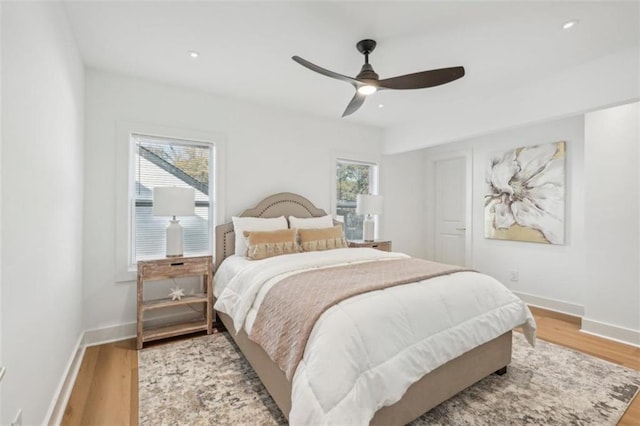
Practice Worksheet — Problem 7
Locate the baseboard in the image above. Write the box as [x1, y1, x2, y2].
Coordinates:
[512, 291, 585, 317]
[44, 332, 85, 426]
[83, 322, 137, 347]
[581, 318, 640, 348]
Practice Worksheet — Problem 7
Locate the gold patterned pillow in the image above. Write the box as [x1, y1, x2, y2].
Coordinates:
[298, 225, 348, 252]
[243, 229, 300, 260]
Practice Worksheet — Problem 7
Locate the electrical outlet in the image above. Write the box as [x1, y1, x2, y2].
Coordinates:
[11, 409, 22, 426]
[509, 269, 519, 282]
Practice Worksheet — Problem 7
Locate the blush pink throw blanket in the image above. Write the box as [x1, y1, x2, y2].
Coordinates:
[248, 258, 470, 380]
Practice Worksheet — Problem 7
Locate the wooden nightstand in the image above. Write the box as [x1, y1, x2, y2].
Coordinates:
[136, 255, 213, 349]
[348, 240, 392, 252]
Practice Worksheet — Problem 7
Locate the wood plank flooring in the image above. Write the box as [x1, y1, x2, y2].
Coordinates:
[62, 308, 639, 425]
[62, 339, 138, 426]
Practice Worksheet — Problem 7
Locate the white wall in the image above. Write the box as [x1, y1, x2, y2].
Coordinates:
[83, 69, 383, 332]
[385, 46, 639, 154]
[1, 2, 84, 425]
[422, 116, 587, 315]
[381, 151, 426, 258]
[583, 102, 639, 344]
[0, 2, 4, 423]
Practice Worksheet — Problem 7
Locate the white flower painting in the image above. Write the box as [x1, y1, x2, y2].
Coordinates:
[485, 141, 565, 244]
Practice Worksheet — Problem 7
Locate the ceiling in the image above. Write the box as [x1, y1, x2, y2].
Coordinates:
[63, 1, 639, 129]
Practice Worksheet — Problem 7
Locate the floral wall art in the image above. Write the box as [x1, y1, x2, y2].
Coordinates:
[485, 141, 566, 244]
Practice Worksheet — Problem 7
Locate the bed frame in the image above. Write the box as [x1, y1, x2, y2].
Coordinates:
[214, 192, 512, 425]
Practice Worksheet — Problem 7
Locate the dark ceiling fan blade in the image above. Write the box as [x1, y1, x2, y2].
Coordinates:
[378, 66, 465, 90]
[292, 56, 360, 86]
[342, 91, 367, 117]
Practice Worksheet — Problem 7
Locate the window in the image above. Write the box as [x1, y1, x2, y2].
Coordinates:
[131, 134, 214, 263]
[335, 159, 378, 240]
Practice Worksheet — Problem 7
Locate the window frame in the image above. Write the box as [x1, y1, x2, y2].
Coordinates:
[130, 133, 214, 263]
[116, 122, 226, 282]
[332, 154, 381, 241]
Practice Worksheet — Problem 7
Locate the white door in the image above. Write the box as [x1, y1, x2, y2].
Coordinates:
[434, 156, 468, 266]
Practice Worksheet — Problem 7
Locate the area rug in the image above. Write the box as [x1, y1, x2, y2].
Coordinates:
[138, 332, 639, 425]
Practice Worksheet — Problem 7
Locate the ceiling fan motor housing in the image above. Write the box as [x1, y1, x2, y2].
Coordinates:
[357, 63, 379, 81]
[356, 40, 379, 82]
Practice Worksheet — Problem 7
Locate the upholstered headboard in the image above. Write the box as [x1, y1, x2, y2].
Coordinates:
[215, 192, 338, 271]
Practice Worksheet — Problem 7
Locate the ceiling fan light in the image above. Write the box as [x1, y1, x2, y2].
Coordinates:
[357, 85, 377, 95]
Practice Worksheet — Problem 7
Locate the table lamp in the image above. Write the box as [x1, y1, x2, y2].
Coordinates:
[152, 187, 195, 257]
[356, 194, 383, 242]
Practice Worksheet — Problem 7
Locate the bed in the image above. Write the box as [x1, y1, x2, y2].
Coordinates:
[213, 192, 536, 425]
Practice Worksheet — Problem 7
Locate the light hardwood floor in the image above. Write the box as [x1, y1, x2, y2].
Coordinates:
[62, 307, 640, 425]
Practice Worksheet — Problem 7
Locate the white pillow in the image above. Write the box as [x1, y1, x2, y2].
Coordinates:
[289, 214, 334, 230]
[232, 216, 288, 256]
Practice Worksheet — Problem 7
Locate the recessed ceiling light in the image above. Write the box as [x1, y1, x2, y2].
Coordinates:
[188, 50, 200, 59]
[562, 20, 579, 30]
[378, 104, 384, 108]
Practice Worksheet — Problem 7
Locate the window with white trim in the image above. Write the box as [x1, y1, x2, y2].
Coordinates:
[335, 158, 379, 240]
[131, 134, 214, 264]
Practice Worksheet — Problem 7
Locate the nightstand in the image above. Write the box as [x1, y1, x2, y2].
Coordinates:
[136, 255, 213, 349]
[348, 240, 392, 252]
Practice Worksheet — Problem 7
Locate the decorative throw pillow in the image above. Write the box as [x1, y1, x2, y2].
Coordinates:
[243, 229, 300, 260]
[232, 216, 288, 256]
[298, 225, 348, 252]
[288, 214, 334, 229]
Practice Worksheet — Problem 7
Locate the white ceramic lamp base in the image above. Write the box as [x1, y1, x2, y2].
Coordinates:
[363, 215, 375, 242]
[166, 219, 184, 257]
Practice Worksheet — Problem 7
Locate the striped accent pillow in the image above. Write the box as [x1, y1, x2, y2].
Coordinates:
[298, 225, 347, 252]
[243, 229, 300, 260]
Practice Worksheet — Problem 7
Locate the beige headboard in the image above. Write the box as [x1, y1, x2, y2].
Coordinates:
[215, 192, 339, 271]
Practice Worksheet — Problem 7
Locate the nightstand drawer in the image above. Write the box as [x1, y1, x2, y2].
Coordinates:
[139, 256, 210, 280]
[348, 240, 392, 252]
[368, 241, 391, 252]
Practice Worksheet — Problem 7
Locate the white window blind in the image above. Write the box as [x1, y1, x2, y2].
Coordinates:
[132, 134, 213, 262]
[336, 159, 378, 240]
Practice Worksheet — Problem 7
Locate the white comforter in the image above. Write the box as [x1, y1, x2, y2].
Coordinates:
[214, 248, 536, 425]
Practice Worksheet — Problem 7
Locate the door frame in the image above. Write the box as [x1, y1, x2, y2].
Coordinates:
[425, 149, 474, 267]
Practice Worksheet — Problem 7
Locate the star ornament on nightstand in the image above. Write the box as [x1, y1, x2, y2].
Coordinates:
[169, 286, 185, 301]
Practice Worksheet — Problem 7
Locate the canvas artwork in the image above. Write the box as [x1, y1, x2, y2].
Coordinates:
[484, 141, 565, 244]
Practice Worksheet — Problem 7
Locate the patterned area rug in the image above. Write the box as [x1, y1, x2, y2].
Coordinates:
[139, 332, 639, 425]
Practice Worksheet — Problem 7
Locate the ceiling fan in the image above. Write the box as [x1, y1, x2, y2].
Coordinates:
[292, 39, 465, 117]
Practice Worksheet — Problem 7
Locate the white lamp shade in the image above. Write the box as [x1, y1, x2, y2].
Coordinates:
[152, 187, 195, 217]
[356, 194, 383, 216]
